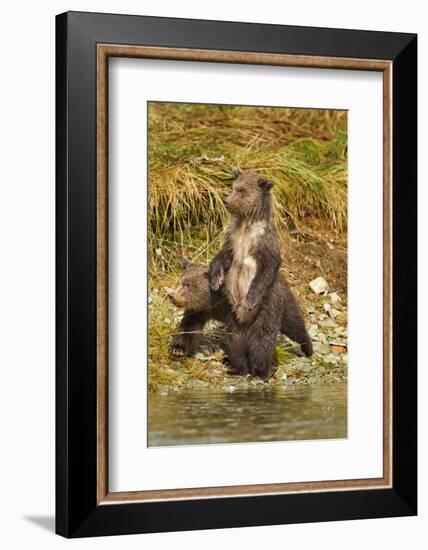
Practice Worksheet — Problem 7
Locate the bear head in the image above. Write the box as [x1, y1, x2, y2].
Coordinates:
[167, 259, 211, 311]
[223, 171, 274, 218]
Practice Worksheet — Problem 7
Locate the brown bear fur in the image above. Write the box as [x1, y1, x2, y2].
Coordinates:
[167, 260, 230, 356]
[208, 171, 312, 379]
[168, 260, 313, 363]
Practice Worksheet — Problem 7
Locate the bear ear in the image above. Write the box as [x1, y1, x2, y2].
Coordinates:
[180, 257, 191, 269]
[257, 178, 274, 192]
[233, 168, 242, 178]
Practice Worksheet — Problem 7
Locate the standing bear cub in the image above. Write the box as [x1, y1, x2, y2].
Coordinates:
[209, 171, 312, 379]
[168, 259, 313, 362]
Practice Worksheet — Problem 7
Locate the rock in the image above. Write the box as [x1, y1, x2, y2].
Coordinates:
[330, 339, 347, 346]
[324, 303, 340, 319]
[309, 277, 329, 294]
[331, 345, 347, 354]
[317, 332, 328, 344]
[313, 342, 331, 355]
[308, 324, 318, 338]
[329, 292, 342, 303]
[319, 318, 338, 329]
[149, 290, 160, 305]
[155, 248, 162, 256]
[226, 385, 237, 393]
[322, 354, 340, 365]
[334, 326, 348, 337]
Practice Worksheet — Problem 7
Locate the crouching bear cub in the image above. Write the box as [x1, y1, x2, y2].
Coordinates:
[168, 259, 313, 363]
[167, 260, 230, 357]
[209, 171, 312, 379]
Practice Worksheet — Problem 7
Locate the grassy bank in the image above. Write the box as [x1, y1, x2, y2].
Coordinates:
[148, 102, 347, 276]
[147, 102, 348, 392]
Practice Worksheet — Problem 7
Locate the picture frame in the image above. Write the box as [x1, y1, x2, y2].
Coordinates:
[56, 11, 417, 538]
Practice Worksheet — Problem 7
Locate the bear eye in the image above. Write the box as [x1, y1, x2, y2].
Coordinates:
[182, 282, 191, 289]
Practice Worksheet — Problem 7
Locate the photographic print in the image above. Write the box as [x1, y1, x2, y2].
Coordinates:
[147, 101, 348, 447]
[57, 14, 417, 536]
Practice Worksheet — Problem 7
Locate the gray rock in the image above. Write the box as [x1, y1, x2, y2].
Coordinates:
[313, 342, 331, 355]
[319, 318, 338, 329]
[309, 276, 329, 294]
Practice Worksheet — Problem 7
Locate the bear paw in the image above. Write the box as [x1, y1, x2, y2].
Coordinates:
[208, 264, 224, 291]
[169, 344, 186, 357]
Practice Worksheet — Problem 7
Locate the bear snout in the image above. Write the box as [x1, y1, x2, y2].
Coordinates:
[224, 195, 237, 212]
[167, 287, 187, 307]
[166, 288, 175, 300]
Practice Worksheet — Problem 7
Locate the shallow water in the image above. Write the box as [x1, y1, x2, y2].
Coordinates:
[148, 383, 347, 447]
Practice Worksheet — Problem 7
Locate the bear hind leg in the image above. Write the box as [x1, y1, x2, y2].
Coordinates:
[224, 330, 249, 375]
[246, 333, 277, 380]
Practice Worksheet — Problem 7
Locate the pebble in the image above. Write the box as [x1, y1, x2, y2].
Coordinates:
[317, 332, 328, 344]
[308, 324, 318, 337]
[313, 342, 331, 355]
[329, 292, 342, 303]
[319, 318, 338, 329]
[331, 345, 346, 354]
[309, 276, 329, 294]
[324, 303, 340, 319]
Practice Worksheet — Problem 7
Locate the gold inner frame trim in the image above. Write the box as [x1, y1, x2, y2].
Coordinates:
[96, 44, 393, 505]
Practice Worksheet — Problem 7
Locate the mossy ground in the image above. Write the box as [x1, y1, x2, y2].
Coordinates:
[148, 102, 348, 393]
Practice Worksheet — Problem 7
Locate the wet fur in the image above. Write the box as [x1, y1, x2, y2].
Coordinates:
[209, 172, 312, 379]
[169, 262, 312, 361]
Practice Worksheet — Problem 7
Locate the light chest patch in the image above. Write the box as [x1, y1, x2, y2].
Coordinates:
[226, 221, 266, 318]
[230, 220, 266, 261]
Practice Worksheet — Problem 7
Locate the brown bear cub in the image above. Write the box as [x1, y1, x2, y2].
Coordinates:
[167, 260, 230, 356]
[168, 260, 313, 363]
[209, 171, 312, 379]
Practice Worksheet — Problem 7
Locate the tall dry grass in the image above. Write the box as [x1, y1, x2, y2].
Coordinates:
[148, 102, 347, 278]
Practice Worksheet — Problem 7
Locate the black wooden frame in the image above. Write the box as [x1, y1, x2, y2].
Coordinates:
[56, 11, 417, 538]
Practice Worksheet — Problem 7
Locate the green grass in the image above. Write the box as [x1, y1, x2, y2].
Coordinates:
[148, 102, 347, 277]
[148, 288, 231, 392]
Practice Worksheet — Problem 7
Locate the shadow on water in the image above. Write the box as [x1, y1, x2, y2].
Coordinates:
[148, 383, 347, 447]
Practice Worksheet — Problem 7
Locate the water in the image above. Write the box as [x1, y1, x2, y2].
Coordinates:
[148, 383, 347, 447]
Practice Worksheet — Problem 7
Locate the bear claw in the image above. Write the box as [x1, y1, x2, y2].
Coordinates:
[169, 345, 185, 357]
